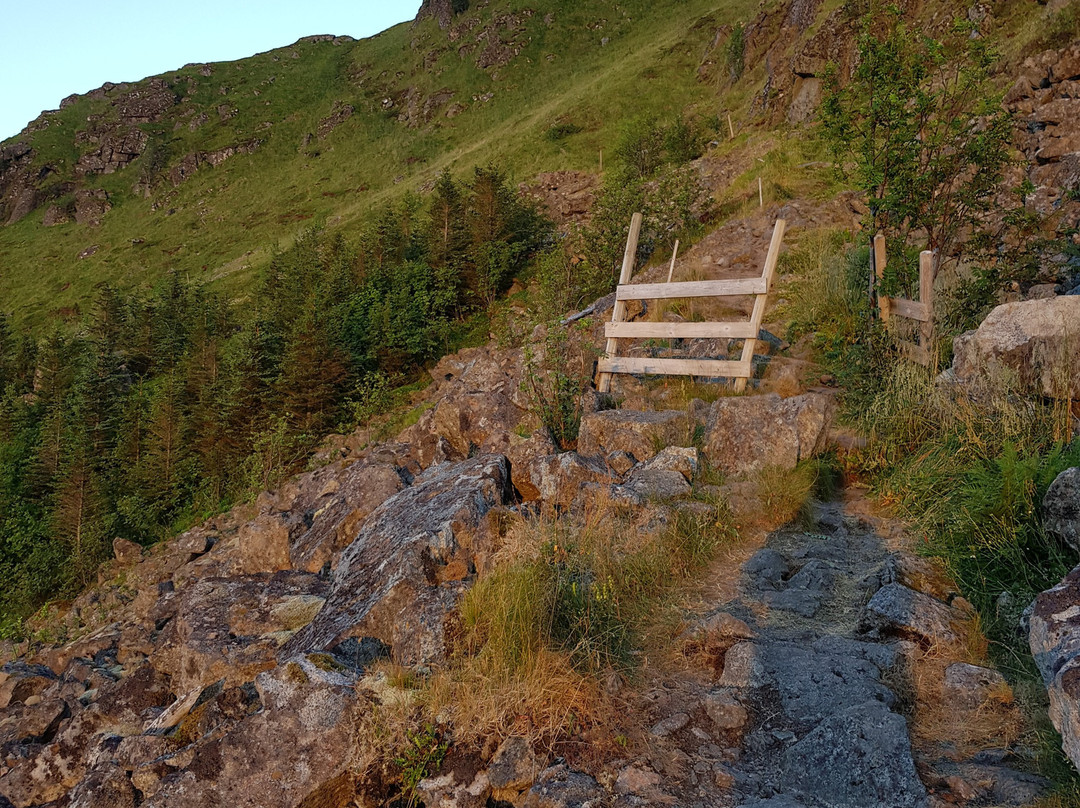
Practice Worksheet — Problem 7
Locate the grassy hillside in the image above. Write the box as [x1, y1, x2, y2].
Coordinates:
[0, 0, 762, 331]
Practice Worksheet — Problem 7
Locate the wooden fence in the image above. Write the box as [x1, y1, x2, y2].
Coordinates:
[596, 214, 787, 393]
[874, 234, 935, 366]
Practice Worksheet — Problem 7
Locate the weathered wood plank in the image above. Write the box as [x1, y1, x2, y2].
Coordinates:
[735, 218, 786, 393]
[884, 296, 930, 322]
[896, 340, 930, 366]
[919, 249, 935, 359]
[874, 233, 890, 324]
[597, 212, 643, 393]
[597, 357, 752, 378]
[604, 321, 759, 340]
[616, 277, 767, 301]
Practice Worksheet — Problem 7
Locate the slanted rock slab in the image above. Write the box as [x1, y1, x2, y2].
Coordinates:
[284, 455, 512, 664]
[1044, 467, 1080, 553]
[861, 582, 963, 645]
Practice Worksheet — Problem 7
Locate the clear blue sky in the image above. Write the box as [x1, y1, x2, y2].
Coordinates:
[0, 1, 419, 141]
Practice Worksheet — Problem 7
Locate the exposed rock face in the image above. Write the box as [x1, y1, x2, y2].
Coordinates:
[520, 764, 603, 808]
[399, 345, 528, 468]
[143, 655, 362, 808]
[1045, 467, 1080, 553]
[168, 139, 262, 186]
[284, 455, 512, 663]
[527, 452, 618, 507]
[73, 188, 111, 226]
[1030, 563, 1080, 769]
[317, 100, 354, 139]
[74, 128, 148, 177]
[151, 571, 329, 694]
[700, 392, 834, 475]
[951, 297, 1080, 399]
[416, 0, 468, 29]
[1006, 44, 1080, 215]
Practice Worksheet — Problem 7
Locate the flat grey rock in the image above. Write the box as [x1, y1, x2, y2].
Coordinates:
[784, 701, 928, 808]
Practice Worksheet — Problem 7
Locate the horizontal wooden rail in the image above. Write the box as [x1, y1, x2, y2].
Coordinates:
[604, 321, 759, 340]
[897, 340, 930, 365]
[616, 277, 767, 301]
[596, 356, 751, 378]
[883, 296, 930, 322]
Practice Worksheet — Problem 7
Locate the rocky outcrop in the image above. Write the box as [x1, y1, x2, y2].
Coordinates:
[1030, 563, 1080, 770]
[150, 571, 329, 694]
[142, 656, 362, 807]
[1045, 467, 1080, 553]
[578, 409, 693, 462]
[1006, 44, 1080, 215]
[284, 454, 513, 664]
[74, 128, 148, 177]
[950, 296, 1080, 399]
[168, 139, 262, 187]
[416, 0, 469, 29]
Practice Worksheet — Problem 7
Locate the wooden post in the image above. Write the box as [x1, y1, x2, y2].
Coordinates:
[599, 149, 603, 173]
[597, 212, 643, 393]
[666, 239, 681, 358]
[874, 233, 890, 326]
[733, 219, 786, 393]
[727, 113, 735, 140]
[919, 249, 934, 359]
[758, 177, 763, 208]
[666, 239, 680, 283]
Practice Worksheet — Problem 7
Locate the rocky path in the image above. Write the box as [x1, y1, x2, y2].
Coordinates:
[611, 492, 1047, 808]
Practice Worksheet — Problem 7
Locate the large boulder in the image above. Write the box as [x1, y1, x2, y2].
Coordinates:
[951, 297, 1080, 399]
[1029, 563, 1080, 769]
[577, 409, 693, 462]
[528, 452, 619, 507]
[700, 392, 834, 475]
[239, 459, 407, 574]
[283, 455, 512, 664]
[1044, 467, 1080, 554]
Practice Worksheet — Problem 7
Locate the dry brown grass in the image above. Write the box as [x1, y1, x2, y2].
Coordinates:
[349, 496, 738, 767]
[902, 615, 1028, 759]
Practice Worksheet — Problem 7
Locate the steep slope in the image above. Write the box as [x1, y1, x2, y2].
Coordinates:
[0, 0, 755, 330]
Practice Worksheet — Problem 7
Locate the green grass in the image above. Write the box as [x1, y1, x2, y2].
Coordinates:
[1, 0, 770, 333]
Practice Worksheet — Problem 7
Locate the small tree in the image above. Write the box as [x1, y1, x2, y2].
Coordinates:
[820, 5, 1014, 284]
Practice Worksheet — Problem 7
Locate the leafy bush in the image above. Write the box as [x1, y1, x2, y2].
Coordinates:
[820, 5, 1018, 291]
[545, 122, 584, 142]
[725, 23, 746, 81]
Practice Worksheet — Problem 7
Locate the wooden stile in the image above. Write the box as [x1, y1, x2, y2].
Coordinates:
[733, 219, 785, 392]
[874, 236, 935, 367]
[597, 217, 786, 392]
[617, 277, 767, 300]
[597, 212, 643, 393]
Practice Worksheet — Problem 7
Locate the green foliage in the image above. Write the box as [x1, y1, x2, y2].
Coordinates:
[820, 5, 1018, 288]
[463, 506, 735, 675]
[523, 320, 594, 451]
[545, 122, 584, 141]
[393, 724, 448, 808]
[0, 169, 550, 625]
[725, 23, 746, 81]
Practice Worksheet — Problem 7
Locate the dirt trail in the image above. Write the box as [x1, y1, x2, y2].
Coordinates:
[610, 490, 1046, 808]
